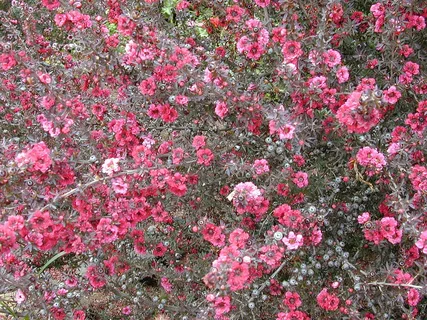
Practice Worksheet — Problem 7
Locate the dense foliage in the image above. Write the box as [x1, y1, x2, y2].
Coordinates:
[0, 0, 426, 319]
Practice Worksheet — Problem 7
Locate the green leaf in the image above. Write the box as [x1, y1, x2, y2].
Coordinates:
[0, 300, 18, 318]
[196, 27, 209, 38]
[38, 251, 67, 275]
[161, 0, 178, 18]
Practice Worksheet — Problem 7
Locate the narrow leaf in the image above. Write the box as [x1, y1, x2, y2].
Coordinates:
[38, 251, 67, 275]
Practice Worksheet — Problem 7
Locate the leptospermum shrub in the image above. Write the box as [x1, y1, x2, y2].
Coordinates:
[0, 0, 426, 319]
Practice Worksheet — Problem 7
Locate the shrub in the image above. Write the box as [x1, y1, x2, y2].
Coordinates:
[0, 0, 426, 319]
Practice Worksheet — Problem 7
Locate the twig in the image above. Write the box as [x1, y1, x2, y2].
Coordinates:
[248, 258, 288, 303]
[364, 281, 423, 289]
[353, 163, 374, 191]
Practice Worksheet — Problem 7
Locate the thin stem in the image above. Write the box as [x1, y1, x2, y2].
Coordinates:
[364, 281, 423, 289]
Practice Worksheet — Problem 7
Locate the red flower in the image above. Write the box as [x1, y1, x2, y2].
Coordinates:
[317, 288, 340, 311]
[197, 148, 214, 166]
[41, 0, 60, 10]
[86, 265, 106, 289]
[117, 15, 136, 36]
[153, 242, 167, 257]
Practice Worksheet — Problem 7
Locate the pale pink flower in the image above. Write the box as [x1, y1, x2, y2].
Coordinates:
[112, 177, 128, 194]
[15, 289, 25, 304]
[387, 142, 400, 156]
[357, 212, 370, 224]
[282, 232, 304, 250]
[415, 230, 427, 254]
[102, 158, 120, 175]
[253, 159, 270, 175]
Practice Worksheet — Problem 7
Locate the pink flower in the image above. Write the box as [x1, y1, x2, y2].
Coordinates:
[415, 230, 427, 254]
[273, 204, 303, 228]
[117, 15, 136, 36]
[292, 171, 309, 188]
[226, 5, 245, 23]
[282, 41, 303, 61]
[176, 0, 191, 11]
[386, 228, 402, 245]
[259, 245, 284, 266]
[237, 36, 250, 53]
[383, 86, 401, 104]
[139, 77, 157, 96]
[192, 135, 206, 149]
[254, 0, 270, 7]
[202, 223, 225, 247]
[161, 277, 173, 293]
[336, 66, 349, 83]
[246, 42, 264, 60]
[0, 53, 17, 71]
[197, 148, 214, 166]
[227, 262, 250, 291]
[370, 3, 385, 18]
[356, 147, 386, 175]
[112, 177, 128, 194]
[231, 182, 265, 215]
[283, 291, 302, 310]
[153, 242, 167, 257]
[278, 124, 296, 140]
[175, 95, 189, 106]
[228, 228, 249, 248]
[277, 311, 310, 320]
[253, 159, 270, 175]
[42, 0, 60, 10]
[387, 142, 400, 156]
[73, 310, 86, 320]
[215, 101, 229, 119]
[96, 218, 118, 243]
[122, 306, 132, 315]
[38, 72, 52, 84]
[323, 49, 341, 67]
[269, 121, 296, 140]
[403, 61, 420, 76]
[317, 288, 340, 311]
[380, 217, 398, 238]
[282, 232, 304, 250]
[86, 265, 106, 289]
[336, 90, 382, 134]
[172, 148, 185, 165]
[214, 296, 231, 317]
[407, 288, 420, 306]
[15, 142, 52, 173]
[159, 104, 178, 123]
[357, 212, 371, 224]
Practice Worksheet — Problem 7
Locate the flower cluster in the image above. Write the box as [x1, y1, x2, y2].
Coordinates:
[0, 0, 426, 319]
[356, 147, 387, 176]
[230, 182, 269, 218]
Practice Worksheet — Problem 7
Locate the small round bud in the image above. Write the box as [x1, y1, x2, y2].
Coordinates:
[273, 231, 283, 240]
